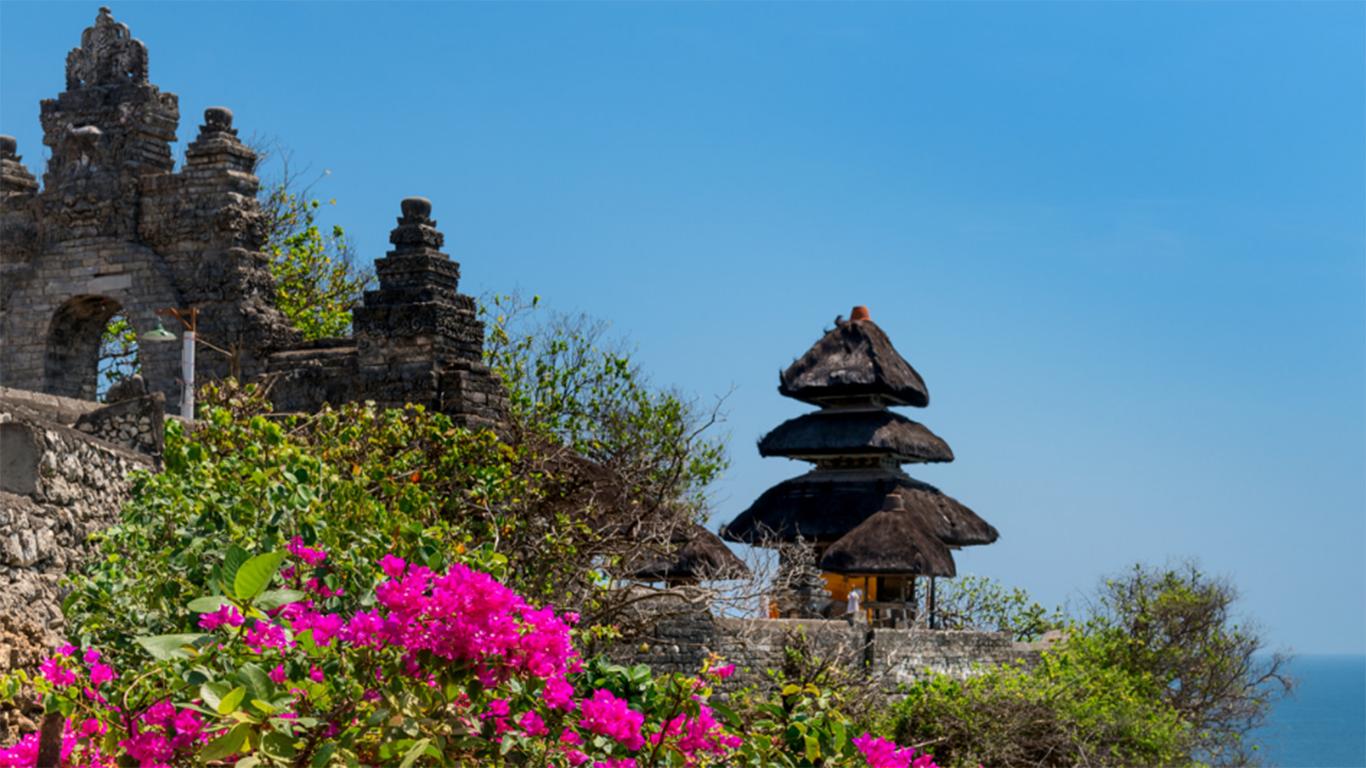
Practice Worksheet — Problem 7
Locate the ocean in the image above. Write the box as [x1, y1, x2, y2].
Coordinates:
[1252, 655, 1366, 768]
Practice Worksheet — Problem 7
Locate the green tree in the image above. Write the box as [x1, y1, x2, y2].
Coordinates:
[933, 574, 1061, 643]
[482, 294, 732, 631]
[889, 631, 1192, 768]
[250, 143, 372, 340]
[62, 382, 528, 671]
[96, 313, 139, 400]
[1084, 562, 1292, 766]
[262, 185, 371, 340]
[483, 293, 728, 520]
[888, 563, 1292, 767]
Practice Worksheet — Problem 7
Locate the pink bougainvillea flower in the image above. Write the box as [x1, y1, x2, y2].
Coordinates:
[543, 676, 575, 711]
[88, 661, 117, 687]
[578, 689, 645, 751]
[378, 554, 407, 579]
[853, 732, 939, 768]
[287, 536, 327, 566]
[243, 619, 289, 652]
[39, 657, 78, 687]
[518, 710, 548, 737]
[197, 604, 244, 631]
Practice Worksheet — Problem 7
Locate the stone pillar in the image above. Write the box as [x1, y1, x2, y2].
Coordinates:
[353, 197, 466, 402]
[183, 107, 256, 177]
[352, 198, 506, 428]
[0, 136, 39, 201]
[0, 136, 39, 269]
[138, 106, 294, 389]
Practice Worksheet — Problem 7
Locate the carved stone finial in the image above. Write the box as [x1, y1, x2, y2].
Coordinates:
[400, 196, 433, 223]
[65, 7, 149, 90]
[0, 133, 39, 197]
[204, 107, 234, 131]
[389, 197, 444, 255]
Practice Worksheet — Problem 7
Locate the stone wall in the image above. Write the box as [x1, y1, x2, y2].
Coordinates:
[614, 593, 1036, 690]
[867, 627, 1030, 684]
[72, 389, 165, 456]
[0, 392, 150, 652]
[1, 8, 505, 431]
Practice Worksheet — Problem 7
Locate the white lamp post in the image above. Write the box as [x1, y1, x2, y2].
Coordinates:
[140, 308, 233, 422]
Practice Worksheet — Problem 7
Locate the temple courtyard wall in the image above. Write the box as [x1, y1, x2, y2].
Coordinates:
[0, 386, 158, 676]
[613, 596, 1040, 690]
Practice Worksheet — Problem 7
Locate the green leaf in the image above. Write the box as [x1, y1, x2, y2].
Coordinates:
[188, 595, 233, 613]
[234, 551, 286, 602]
[804, 734, 821, 761]
[399, 738, 431, 768]
[221, 545, 252, 597]
[200, 681, 230, 711]
[311, 742, 338, 768]
[217, 686, 246, 716]
[239, 662, 272, 701]
[200, 722, 250, 761]
[830, 718, 847, 751]
[254, 589, 306, 611]
[135, 633, 209, 661]
[261, 731, 297, 759]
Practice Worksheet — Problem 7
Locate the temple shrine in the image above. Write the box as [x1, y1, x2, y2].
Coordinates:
[722, 306, 998, 626]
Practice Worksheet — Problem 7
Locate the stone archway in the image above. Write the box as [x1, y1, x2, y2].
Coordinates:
[43, 294, 126, 400]
[0, 240, 183, 404]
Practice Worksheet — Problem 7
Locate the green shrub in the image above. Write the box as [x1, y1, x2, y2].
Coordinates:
[62, 382, 541, 670]
[889, 630, 1192, 767]
[887, 564, 1291, 767]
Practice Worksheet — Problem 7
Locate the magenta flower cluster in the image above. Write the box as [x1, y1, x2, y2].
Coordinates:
[853, 733, 942, 768]
[2, 541, 942, 768]
[2, 646, 209, 768]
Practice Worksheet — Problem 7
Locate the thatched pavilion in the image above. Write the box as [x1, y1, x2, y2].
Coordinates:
[721, 306, 997, 626]
[625, 524, 750, 587]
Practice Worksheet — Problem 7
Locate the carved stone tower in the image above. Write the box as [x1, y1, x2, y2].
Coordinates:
[1, 8, 506, 429]
[0, 7, 296, 403]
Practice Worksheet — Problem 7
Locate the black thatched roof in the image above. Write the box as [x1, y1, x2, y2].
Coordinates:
[627, 524, 750, 582]
[778, 308, 930, 407]
[758, 409, 954, 463]
[819, 494, 957, 577]
[720, 468, 998, 548]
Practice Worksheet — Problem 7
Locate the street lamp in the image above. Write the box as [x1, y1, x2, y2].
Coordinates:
[139, 308, 238, 421]
[141, 321, 177, 343]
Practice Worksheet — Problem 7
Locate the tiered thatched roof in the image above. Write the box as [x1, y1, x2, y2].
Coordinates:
[759, 409, 953, 463]
[778, 309, 930, 407]
[720, 468, 997, 548]
[819, 494, 957, 577]
[723, 305, 999, 583]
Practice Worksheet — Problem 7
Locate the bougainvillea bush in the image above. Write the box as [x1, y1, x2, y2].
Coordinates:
[63, 367, 727, 674]
[1, 542, 940, 767]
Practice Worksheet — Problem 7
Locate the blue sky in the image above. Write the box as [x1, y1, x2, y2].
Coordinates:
[3, 2, 1362, 654]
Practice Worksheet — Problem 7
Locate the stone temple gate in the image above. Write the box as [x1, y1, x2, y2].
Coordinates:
[0, 8, 504, 429]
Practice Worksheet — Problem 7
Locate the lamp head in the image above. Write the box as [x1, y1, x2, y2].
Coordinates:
[141, 321, 178, 343]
